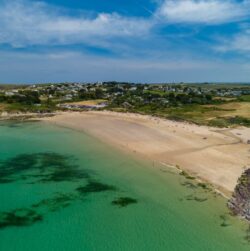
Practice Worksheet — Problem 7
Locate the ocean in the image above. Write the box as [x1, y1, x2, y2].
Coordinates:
[0, 120, 249, 251]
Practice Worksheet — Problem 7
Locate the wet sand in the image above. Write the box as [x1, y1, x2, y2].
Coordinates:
[42, 111, 250, 195]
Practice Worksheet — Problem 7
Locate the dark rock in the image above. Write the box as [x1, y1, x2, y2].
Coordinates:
[228, 168, 250, 221]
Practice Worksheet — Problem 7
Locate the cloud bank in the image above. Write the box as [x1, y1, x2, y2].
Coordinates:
[1, 0, 250, 48]
[0, 0, 152, 47]
[1, 0, 250, 82]
[158, 0, 250, 24]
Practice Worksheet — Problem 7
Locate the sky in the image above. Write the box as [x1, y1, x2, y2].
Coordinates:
[1, 0, 250, 83]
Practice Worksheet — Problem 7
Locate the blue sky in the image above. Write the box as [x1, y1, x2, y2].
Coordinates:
[1, 0, 250, 83]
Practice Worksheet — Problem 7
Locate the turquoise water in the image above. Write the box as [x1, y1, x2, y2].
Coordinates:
[0, 121, 249, 251]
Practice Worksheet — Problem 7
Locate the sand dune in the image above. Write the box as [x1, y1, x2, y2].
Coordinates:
[42, 111, 250, 195]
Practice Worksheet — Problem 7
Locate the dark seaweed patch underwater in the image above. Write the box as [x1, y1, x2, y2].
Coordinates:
[112, 197, 138, 207]
[76, 180, 117, 195]
[0, 208, 43, 229]
[0, 152, 90, 184]
[0, 152, 138, 229]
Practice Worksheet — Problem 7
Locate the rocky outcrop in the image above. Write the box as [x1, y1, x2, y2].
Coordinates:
[228, 169, 250, 221]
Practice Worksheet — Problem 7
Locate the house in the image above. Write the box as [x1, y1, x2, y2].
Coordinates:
[5, 91, 15, 96]
[63, 94, 73, 101]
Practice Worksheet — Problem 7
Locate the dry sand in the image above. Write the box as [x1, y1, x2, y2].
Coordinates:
[42, 111, 250, 195]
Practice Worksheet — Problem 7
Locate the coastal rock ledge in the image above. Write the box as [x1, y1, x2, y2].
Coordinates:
[228, 169, 250, 221]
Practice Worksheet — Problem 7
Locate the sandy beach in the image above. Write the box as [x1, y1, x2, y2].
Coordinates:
[42, 111, 250, 195]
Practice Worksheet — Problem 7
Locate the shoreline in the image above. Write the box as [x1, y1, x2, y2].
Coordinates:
[45, 119, 231, 198]
[1, 112, 250, 251]
[40, 111, 250, 197]
[33, 111, 250, 196]
[0, 112, 57, 121]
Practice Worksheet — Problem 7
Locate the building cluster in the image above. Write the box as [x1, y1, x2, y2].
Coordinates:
[0, 82, 250, 107]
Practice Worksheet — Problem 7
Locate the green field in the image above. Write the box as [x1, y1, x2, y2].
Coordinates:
[129, 101, 250, 127]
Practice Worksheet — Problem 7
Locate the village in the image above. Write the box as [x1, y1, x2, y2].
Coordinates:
[1, 82, 250, 128]
[1, 82, 250, 107]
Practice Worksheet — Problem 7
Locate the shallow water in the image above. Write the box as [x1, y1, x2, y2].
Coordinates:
[0, 121, 249, 251]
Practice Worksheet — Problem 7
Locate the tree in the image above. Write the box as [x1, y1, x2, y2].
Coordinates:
[95, 88, 104, 99]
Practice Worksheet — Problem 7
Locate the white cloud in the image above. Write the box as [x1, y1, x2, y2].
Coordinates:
[216, 28, 250, 52]
[0, 0, 152, 47]
[1, 0, 250, 49]
[158, 0, 250, 24]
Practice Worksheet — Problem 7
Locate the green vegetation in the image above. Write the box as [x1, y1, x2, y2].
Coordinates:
[1, 82, 250, 127]
[208, 116, 250, 128]
[238, 95, 250, 102]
